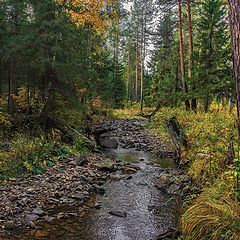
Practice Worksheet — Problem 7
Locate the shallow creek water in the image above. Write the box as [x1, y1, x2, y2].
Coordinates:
[7, 148, 180, 240]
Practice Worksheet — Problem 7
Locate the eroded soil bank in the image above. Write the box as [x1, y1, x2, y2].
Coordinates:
[0, 119, 191, 240]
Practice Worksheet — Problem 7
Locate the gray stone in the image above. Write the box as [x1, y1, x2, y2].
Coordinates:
[99, 138, 118, 149]
[26, 214, 40, 221]
[109, 210, 127, 218]
[76, 156, 88, 166]
[168, 184, 181, 195]
[32, 207, 44, 216]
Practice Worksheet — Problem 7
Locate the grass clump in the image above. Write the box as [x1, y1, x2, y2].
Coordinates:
[182, 178, 240, 240]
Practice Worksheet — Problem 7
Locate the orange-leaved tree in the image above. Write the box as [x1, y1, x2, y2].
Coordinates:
[57, 0, 117, 33]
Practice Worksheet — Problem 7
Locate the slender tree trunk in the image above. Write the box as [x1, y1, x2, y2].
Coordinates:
[0, 57, 2, 94]
[186, 0, 196, 112]
[175, 64, 179, 107]
[229, 97, 233, 114]
[204, 93, 210, 113]
[113, 19, 120, 107]
[178, 0, 190, 111]
[0, 33, 2, 94]
[8, 5, 18, 114]
[135, 28, 139, 102]
[127, 37, 131, 102]
[140, 11, 146, 113]
[8, 53, 17, 114]
[227, 0, 240, 153]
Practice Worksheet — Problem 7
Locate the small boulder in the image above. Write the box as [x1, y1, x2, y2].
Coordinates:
[97, 159, 116, 172]
[99, 138, 118, 149]
[109, 210, 127, 218]
[32, 207, 44, 216]
[76, 156, 88, 166]
[26, 214, 40, 222]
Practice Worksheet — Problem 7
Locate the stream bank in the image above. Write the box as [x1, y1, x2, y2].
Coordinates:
[0, 118, 191, 240]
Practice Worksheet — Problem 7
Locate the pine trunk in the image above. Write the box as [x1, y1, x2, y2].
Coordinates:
[127, 38, 131, 102]
[178, 0, 190, 111]
[140, 11, 146, 113]
[186, 0, 196, 112]
[135, 29, 139, 102]
[227, 0, 240, 137]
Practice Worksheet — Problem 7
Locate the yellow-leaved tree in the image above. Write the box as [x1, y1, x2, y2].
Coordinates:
[57, 0, 117, 33]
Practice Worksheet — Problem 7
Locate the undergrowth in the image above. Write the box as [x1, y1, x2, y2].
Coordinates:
[0, 130, 88, 179]
[0, 91, 113, 180]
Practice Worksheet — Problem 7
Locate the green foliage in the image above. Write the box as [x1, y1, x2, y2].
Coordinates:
[193, 0, 232, 104]
[149, 10, 179, 107]
[0, 129, 90, 178]
[148, 0, 233, 111]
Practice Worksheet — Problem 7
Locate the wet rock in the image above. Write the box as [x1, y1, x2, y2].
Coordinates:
[94, 202, 101, 209]
[126, 175, 133, 180]
[97, 159, 116, 172]
[44, 216, 55, 222]
[76, 156, 88, 166]
[2, 221, 15, 230]
[54, 192, 62, 199]
[156, 170, 191, 196]
[168, 184, 181, 195]
[110, 173, 122, 181]
[109, 210, 127, 218]
[70, 193, 86, 201]
[92, 184, 105, 195]
[99, 138, 118, 149]
[26, 214, 40, 222]
[32, 207, 44, 216]
[148, 205, 158, 211]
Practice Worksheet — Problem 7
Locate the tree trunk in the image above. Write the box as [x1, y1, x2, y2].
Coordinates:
[186, 0, 197, 112]
[175, 63, 179, 107]
[205, 93, 210, 113]
[113, 18, 120, 107]
[178, 0, 190, 111]
[0, 57, 2, 94]
[127, 37, 131, 102]
[135, 28, 139, 102]
[8, 5, 18, 114]
[140, 10, 146, 113]
[227, 0, 240, 171]
[8, 55, 17, 114]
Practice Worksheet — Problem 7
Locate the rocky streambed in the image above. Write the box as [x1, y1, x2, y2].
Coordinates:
[0, 118, 191, 240]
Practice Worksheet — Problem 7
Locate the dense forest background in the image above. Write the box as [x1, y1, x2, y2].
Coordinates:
[0, 0, 236, 116]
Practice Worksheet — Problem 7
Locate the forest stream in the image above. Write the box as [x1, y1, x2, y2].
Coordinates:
[0, 119, 191, 240]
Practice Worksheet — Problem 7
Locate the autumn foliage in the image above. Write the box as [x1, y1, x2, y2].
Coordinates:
[57, 0, 117, 32]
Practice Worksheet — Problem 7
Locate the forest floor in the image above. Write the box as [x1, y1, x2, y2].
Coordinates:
[0, 118, 191, 240]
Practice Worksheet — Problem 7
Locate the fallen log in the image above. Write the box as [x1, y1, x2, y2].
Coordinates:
[166, 117, 188, 157]
[47, 115, 95, 149]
